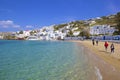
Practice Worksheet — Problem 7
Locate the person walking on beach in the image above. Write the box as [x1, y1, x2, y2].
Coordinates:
[96, 39, 98, 46]
[92, 39, 95, 46]
[104, 41, 109, 51]
[110, 43, 115, 53]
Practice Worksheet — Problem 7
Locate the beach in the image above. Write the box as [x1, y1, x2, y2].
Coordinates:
[73, 40, 120, 80]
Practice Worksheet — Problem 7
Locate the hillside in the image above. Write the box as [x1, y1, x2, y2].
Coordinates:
[53, 12, 120, 37]
[54, 12, 119, 29]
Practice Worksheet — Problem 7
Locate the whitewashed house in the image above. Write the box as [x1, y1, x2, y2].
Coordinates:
[72, 27, 78, 31]
[66, 25, 70, 29]
[36, 25, 67, 40]
[89, 21, 96, 26]
[23, 30, 31, 36]
[90, 25, 116, 35]
[0, 35, 3, 39]
[73, 31, 80, 36]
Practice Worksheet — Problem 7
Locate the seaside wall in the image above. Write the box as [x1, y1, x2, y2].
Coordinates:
[92, 35, 120, 40]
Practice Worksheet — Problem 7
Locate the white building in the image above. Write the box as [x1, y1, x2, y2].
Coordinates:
[16, 34, 25, 39]
[73, 31, 80, 36]
[23, 30, 31, 36]
[90, 25, 116, 35]
[0, 35, 3, 39]
[66, 25, 70, 29]
[36, 25, 67, 40]
[72, 27, 78, 31]
[89, 21, 96, 26]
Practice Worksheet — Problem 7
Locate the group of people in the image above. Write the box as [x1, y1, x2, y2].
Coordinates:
[92, 39, 98, 46]
[104, 41, 115, 53]
[92, 39, 115, 53]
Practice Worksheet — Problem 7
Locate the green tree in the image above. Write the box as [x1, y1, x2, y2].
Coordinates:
[54, 26, 59, 31]
[79, 30, 90, 39]
[19, 30, 23, 34]
[30, 31, 34, 35]
[79, 31, 84, 37]
[113, 31, 119, 35]
[101, 16, 109, 20]
[4, 35, 16, 40]
[42, 29, 46, 32]
[67, 30, 73, 37]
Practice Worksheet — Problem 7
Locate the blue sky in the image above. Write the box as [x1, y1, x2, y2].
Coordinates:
[0, 0, 120, 32]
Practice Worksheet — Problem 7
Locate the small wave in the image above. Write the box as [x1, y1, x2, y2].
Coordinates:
[95, 66, 103, 80]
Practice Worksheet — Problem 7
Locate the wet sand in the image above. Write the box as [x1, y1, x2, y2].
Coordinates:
[71, 40, 120, 80]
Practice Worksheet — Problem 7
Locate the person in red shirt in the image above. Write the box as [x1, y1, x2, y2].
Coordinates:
[104, 41, 109, 51]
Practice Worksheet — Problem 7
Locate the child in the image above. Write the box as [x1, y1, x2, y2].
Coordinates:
[110, 43, 115, 53]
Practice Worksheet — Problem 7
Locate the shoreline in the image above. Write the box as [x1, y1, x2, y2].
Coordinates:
[71, 40, 120, 80]
[71, 40, 120, 70]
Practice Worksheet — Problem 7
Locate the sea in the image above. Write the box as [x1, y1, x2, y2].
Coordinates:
[0, 40, 99, 80]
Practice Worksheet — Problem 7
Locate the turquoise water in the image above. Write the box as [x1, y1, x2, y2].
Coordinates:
[0, 40, 96, 80]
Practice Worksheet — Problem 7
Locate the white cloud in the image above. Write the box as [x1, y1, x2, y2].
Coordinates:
[25, 25, 33, 28]
[0, 20, 20, 28]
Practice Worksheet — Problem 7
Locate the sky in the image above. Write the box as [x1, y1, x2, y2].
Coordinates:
[0, 0, 120, 32]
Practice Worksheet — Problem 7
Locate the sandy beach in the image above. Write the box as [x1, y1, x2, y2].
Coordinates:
[71, 40, 120, 80]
